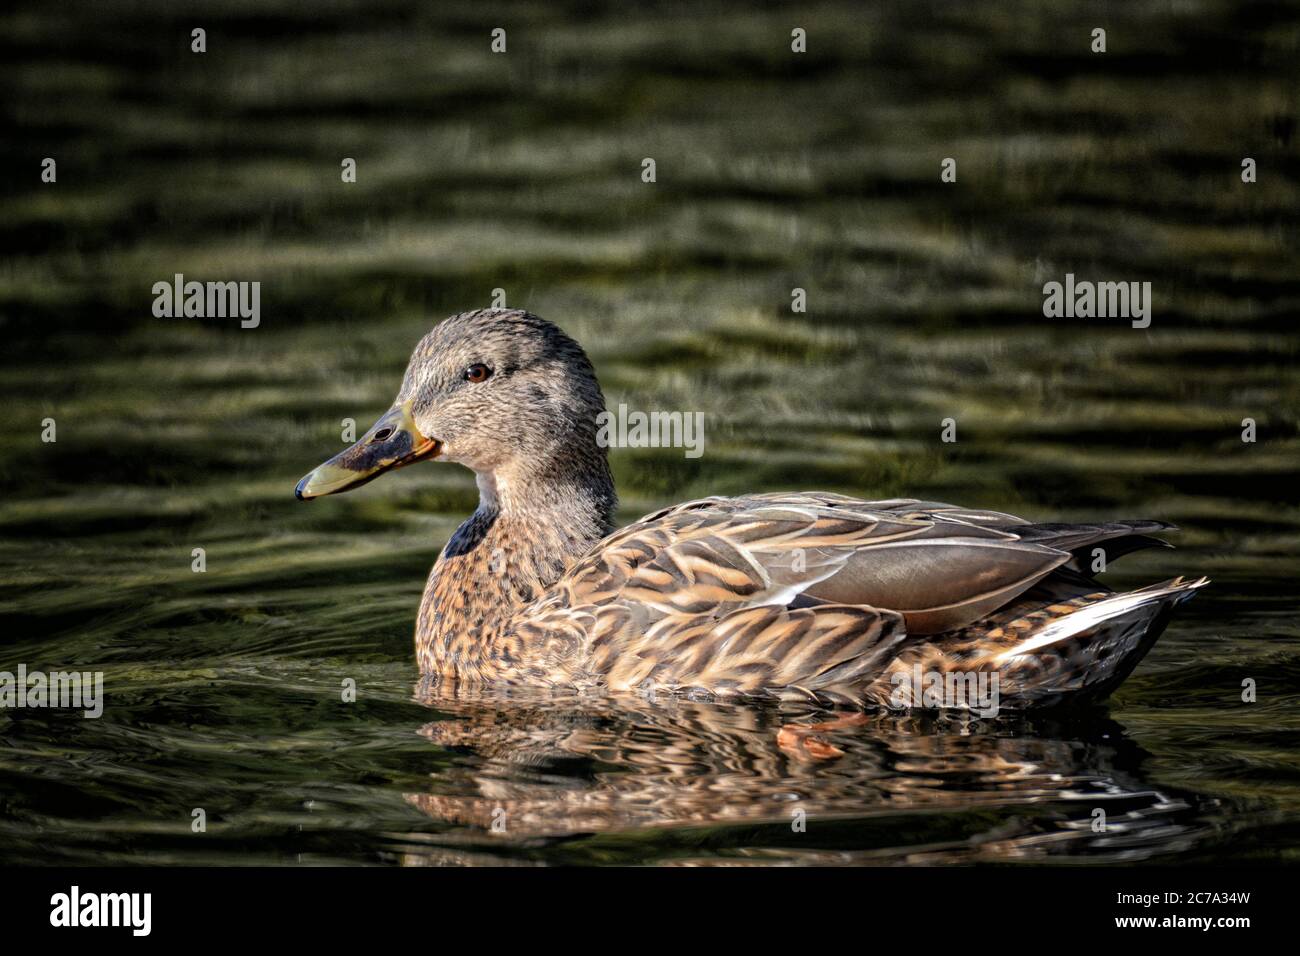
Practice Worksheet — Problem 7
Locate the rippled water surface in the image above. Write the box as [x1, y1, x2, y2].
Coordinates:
[1, 0, 1298, 865]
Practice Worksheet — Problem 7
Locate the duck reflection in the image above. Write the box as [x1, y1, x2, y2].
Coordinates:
[399, 685, 1211, 865]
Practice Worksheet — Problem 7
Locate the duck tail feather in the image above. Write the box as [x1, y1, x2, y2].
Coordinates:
[991, 576, 1209, 706]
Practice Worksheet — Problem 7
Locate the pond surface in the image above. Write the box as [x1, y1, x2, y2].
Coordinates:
[1, 0, 1297, 865]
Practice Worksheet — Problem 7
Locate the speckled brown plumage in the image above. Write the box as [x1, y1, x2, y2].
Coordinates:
[299, 309, 1208, 710]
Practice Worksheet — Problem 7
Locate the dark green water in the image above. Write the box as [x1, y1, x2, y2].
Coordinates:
[2, 0, 1298, 864]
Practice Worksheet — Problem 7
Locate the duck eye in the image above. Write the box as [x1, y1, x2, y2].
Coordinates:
[464, 363, 492, 383]
[370, 426, 394, 442]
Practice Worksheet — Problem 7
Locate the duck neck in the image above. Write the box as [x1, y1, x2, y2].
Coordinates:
[415, 457, 617, 677]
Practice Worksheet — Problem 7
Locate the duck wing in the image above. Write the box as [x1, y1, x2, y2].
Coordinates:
[514, 493, 1182, 700]
[570, 493, 1074, 634]
[710, 494, 1177, 632]
[508, 496, 1021, 693]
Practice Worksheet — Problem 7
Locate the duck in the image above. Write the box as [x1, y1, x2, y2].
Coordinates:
[296, 308, 1207, 711]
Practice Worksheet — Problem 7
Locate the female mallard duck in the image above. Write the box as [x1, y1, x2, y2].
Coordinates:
[296, 309, 1207, 710]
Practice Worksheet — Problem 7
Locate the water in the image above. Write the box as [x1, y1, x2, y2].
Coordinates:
[1, 0, 1298, 865]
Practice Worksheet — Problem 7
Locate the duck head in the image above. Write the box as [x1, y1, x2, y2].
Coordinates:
[295, 309, 613, 510]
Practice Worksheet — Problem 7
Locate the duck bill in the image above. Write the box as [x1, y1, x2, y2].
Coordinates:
[295, 402, 441, 500]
